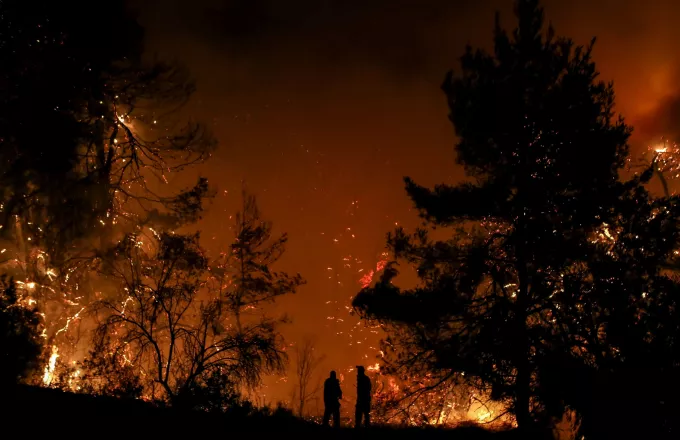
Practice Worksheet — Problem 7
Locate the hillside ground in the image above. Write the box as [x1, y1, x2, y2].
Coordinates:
[4, 385, 552, 439]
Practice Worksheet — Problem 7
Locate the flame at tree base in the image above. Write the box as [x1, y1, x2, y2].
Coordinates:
[42, 345, 59, 386]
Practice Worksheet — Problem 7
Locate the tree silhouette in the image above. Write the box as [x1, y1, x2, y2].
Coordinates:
[87, 193, 303, 409]
[0, 276, 43, 385]
[0, 0, 214, 368]
[0, 0, 213, 251]
[210, 190, 305, 332]
[354, 0, 636, 430]
[292, 338, 325, 417]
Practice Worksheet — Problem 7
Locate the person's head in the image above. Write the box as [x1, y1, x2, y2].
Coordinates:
[330, 370, 336, 379]
[356, 366, 365, 376]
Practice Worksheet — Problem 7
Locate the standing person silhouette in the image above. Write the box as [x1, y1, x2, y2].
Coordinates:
[355, 365, 371, 428]
[323, 370, 342, 427]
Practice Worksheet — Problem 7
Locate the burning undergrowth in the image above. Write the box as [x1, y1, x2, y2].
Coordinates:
[370, 371, 515, 429]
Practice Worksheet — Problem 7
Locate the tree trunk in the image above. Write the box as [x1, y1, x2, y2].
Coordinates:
[515, 246, 532, 430]
[514, 294, 532, 430]
[515, 361, 532, 429]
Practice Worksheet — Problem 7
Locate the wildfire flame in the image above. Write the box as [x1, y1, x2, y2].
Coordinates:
[42, 345, 59, 386]
[359, 252, 389, 288]
[650, 138, 680, 182]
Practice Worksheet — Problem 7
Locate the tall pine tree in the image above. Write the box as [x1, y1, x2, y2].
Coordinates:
[354, 0, 634, 429]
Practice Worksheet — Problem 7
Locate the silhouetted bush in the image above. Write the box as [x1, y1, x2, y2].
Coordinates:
[0, 276, 43, 385]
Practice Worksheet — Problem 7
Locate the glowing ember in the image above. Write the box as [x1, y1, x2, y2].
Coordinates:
[54, 307, 86, 337]
[359, 252, 389, 288]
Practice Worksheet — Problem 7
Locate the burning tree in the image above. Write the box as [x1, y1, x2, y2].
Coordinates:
[353, 0, 665, 432]
[87, 193, 304, 410]
[0, 0, 212, 245]
[0, 0, 214, 376]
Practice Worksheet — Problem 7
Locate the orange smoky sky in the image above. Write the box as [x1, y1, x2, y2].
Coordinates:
[131, 0, 680, 404]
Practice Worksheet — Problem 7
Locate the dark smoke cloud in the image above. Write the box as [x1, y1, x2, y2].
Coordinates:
[137, 0, 505, 80]
[190, 0, 499, 75]
[137, 0, 680, 122]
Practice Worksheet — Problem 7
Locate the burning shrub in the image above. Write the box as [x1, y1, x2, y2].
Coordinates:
[370, 372, 513, 428]
[77, 339, 145, 400]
